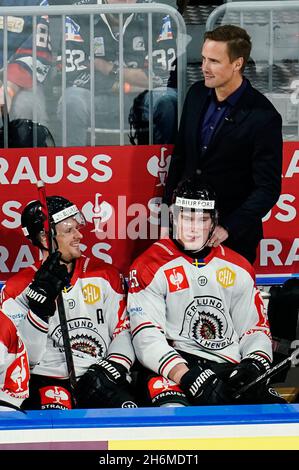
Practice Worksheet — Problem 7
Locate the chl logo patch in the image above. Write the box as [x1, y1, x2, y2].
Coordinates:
[82, 284, 101, 304]
[216, 267, 236, 288]
[164, 265, 189, 292]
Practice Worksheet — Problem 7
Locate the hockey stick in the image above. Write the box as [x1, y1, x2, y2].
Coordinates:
[37, 180, 77, 406]
[234, 350, 298, 400]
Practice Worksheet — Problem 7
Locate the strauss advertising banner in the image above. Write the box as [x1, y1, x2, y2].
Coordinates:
[0, 143, 298, 283]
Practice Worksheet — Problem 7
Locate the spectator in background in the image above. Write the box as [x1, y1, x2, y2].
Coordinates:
[128, 176, 285, 407]
[0, 310, 29, 411]
[163, 25, 282, 264]
[128, 6, 178, 145]
[0, 0, 52, 135]
[51, 0, 177, 146]
[1, 196, 137, 409]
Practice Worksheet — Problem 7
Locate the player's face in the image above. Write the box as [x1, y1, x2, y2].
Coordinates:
[201, 39, 243, 91]
[176, 210, 213, 251]
[55, 216, 84, 262]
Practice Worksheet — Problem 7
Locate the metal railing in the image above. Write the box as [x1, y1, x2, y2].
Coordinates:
[0, 3, 187, 147]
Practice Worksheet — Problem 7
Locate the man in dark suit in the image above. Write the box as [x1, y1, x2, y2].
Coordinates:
[163, 25, 282, 264]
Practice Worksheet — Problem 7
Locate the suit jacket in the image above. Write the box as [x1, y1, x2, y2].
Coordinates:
[163, 80, 283, 262]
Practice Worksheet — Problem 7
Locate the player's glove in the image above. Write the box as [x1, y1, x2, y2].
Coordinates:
[76, 359, 138, 408]
[180, 365, 231, 405]
[26, 251, 69, 321]
[228, 353, 271, 398]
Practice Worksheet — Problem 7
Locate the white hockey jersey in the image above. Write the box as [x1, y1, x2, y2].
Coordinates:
[128, 238, 272, 378]
[1, 256, 134, 379]
[0, 310, 29, 408]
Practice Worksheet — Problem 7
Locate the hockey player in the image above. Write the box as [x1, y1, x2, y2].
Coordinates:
[0, 309, 29, 411]
[128, 175, 285, 406]
[1, 196, 137, 409]
[0, 0, 52, 130]
[51, 0, 177, 146]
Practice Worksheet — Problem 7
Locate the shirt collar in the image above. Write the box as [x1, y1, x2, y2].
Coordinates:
[209, 78, 248, 107]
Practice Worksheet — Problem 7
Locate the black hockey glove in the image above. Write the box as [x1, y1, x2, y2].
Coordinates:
[76, 359, 138, 408]
[180, 365, 231, 405]
[26, 251, 69, 321]
[228, 353, 271, 399]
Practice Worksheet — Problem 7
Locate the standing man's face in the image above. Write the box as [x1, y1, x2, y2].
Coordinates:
[201, 39, 243, 91]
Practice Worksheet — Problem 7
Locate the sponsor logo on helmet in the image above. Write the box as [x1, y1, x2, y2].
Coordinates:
[164, 265, 189, 292]
[52, 204, 79, 224]
[175, 197, 215, 209]
[216, 267, 236, 288]
[82, 284, 101, 304]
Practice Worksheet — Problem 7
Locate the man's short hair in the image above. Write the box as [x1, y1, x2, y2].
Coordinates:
[204, 24, 252, 72]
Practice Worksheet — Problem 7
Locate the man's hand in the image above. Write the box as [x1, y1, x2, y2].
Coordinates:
[26, 251, 69, 320]
[76, 359, 138, 408]
[208, 225, 229, 248]
[0, 82, 19, 114]
[180, 364, 231, 405]
[228, 353, 271, 391]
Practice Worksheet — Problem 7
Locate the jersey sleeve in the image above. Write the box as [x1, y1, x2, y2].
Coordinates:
[17, 310, 49, 368]
[230, 269, 272, 362]
[1, 277, 31, 327]
[1, 271, 48, 368]
[0, 311, 30, 408]
[104, 271, 135, 371]
[128, 261, 187, 377]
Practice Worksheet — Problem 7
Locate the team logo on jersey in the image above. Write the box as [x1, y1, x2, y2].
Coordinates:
[147, 147, 171, 186]
[51, 317, 107, 359]
[82, 284, 101, 304]
[157, 15, 174, 42]
[216, 267, 236, 288]
[65, 16, 83, 42]
[164, 265, 189, 292]
[180, 296, 234, 350]
[133, 36, 145, 51]
[94, 36, 105, 56]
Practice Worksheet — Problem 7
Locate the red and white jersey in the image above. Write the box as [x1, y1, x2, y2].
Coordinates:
[0, 310, 29, 408]
[1, 256, 134, 379]
[128, 238, 272, 378]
